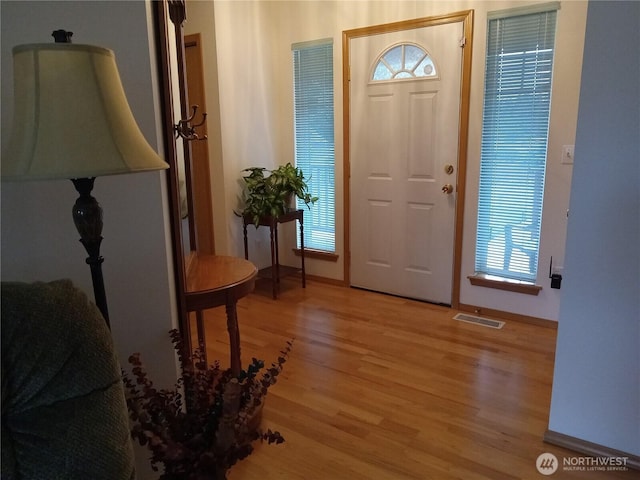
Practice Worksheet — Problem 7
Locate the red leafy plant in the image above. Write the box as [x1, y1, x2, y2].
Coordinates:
[122, 329, 292, 480]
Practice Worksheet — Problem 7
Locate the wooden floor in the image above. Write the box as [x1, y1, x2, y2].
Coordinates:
[194, 279, 635, 480]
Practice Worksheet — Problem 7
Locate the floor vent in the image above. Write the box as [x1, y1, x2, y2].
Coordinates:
[453, 313, 505, 329]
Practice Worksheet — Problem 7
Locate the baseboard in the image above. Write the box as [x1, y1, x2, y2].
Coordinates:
[283, 271, 347, 287]
[305, 274, 348, 287]
[458, 303, 558, 329]
[544, 429, 640, 471]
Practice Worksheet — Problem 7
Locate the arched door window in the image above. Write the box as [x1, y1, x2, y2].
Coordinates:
[371, 42, 437, 81]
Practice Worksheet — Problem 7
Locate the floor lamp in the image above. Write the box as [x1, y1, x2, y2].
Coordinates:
[1, 30, 168, 328]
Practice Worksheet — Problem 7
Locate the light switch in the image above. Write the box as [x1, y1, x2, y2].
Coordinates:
[561, 145, 574, 164]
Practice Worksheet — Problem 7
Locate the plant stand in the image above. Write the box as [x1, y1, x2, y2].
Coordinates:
[243, 209, 306, 299]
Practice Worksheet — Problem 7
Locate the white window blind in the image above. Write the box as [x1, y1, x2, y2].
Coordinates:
[292, 40, 335, 252]
[475, 7, 558, 282]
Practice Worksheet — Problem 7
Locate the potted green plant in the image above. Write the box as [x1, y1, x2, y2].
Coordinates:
[238, 163, 318, 227]
[122, 330, 293, 480]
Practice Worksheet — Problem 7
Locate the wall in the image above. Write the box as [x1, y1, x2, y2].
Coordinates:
[548, 0, 640, 457]
[1, 3, 179, 476]
[202, 0, 587, 320]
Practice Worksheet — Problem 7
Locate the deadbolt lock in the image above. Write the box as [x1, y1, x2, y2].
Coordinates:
[444, 164, 454, 175]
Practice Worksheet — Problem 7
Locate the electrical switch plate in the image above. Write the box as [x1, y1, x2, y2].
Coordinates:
[561, 145, 575, 164]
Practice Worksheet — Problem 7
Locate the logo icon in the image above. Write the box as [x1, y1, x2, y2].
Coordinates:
[536, 452, 559, 475]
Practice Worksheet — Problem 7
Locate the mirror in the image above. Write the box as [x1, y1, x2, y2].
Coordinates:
[159, 0, 215, 271]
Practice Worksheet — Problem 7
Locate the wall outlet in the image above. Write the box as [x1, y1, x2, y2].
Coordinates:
[552, 266, 563, 276]
[561, 145, 574, 164]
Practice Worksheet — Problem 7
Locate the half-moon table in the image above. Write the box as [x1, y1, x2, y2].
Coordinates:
[185, 255, 258, 376]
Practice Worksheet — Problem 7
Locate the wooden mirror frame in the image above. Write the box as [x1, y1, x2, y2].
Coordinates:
[152, 0, 192, 351]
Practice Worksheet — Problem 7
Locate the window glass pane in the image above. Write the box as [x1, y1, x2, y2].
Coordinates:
[293, 41, 335, 252]
[475, 9, 557, 282]
[373, 62, 393, 80]
[395, 71, 413, 79]
[404, 44, 424, 70]
[382, 45, 403, 72]
[415, 57, 435, 76]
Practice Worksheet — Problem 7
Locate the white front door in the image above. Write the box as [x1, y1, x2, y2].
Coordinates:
[350, 21, 463, 305]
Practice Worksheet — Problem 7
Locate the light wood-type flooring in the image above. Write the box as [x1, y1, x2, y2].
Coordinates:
[192, 278, 636, 480]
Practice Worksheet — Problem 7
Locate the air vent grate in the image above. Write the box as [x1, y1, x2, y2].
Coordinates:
[453, 313, 505, 329]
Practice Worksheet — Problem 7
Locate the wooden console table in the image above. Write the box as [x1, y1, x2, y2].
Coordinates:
[243, 209, 306, 299]
[185, 255, 257, 376]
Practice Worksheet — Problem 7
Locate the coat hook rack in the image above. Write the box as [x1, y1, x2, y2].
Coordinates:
[174, 105, 207, 141]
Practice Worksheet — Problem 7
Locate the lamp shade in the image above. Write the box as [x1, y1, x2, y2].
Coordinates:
[2, 43, 168, 180]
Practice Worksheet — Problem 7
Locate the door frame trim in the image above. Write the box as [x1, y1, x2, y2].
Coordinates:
[342, 10, 474, 308]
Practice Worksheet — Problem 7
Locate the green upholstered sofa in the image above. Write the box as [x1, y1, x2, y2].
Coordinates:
[1, 279, 136, 479]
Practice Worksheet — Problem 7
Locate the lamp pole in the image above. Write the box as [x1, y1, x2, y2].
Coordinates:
[71, 177, 110, 326]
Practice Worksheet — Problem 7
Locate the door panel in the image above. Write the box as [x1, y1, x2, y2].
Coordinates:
[367, 201, 392, 266]
[350, 21, 463, 305]
[408, 92, 435, 176]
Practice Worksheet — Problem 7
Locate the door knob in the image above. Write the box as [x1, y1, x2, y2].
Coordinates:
[442, 184, 454, 194]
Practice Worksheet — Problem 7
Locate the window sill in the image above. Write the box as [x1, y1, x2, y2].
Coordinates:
[293, 248, 339, 262]
[468, 273, 542, 296]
